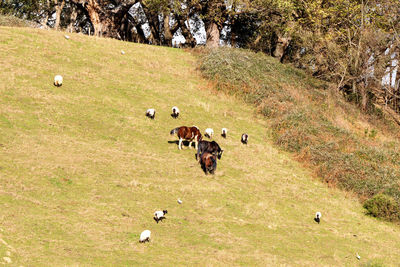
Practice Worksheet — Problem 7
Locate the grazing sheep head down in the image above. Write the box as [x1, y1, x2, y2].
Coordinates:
[54, 75, 63, 87]
[171, 106, 180, 118]
[146, 108, 156, 119]
[221, 128, 227, 138]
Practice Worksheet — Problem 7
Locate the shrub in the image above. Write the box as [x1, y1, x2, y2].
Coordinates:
[363, 194, 400, 221]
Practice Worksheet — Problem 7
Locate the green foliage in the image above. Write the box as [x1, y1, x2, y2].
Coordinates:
[364, 194, 400, 221]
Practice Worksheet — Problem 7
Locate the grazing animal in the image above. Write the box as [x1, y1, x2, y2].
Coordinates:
[241, 133, 248, 144]
[154, 210, 168, 223]
[146, 108, 156, 119]
[204, 128, 214, 139]
[171, 106, 180, 119]
[139, 230, 151, 243]
[54, 75, 63, 87]
[221, 128, 228, 138]
[314, 212, 321, 224]
[64, 35, 70, 40]
[177, 199, 182, 204]
[121, 50, 125, 55]
[197, 140, 223, 161]
[200, 152, 217, 174]
[170, 126, 202, 150]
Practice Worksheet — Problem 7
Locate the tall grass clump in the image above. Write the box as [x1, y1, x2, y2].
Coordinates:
[199, 48, 400, 222]
[0, 14, 38, 27]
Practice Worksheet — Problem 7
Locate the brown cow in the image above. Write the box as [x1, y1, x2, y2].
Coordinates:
[200, 152, 217, 175]
[170, 126, 202, 150]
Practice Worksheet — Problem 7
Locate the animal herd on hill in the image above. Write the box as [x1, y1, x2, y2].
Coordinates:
[53, 71, 321, 246]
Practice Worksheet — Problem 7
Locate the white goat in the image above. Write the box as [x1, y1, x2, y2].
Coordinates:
[205, 128, 214, 139]
[139, 230, 151, 243]
[54, 75, 63, 87]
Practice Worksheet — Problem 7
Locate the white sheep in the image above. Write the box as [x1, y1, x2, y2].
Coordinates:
[146, 108, 156, 119]
[205, 128, 214, 139]
[221, 128, 228, 138]
[154, 210, 168, 223]
[54, 75, 63, 87]
[139, 230, 151, 243]
[171, 106, 180, 119]
[241, 133, 248, 144]
[314, 211, 321, 224]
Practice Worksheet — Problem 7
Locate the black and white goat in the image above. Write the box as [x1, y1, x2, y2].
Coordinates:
[241, 133, 248, 144]
[171, 106, 180, 119]
[205, 128, 214, 139]
[314, 212, 321, 224]
[146, 108, 156, 119]
[154, 210, 168, 223]
[221, 128, 228, 138]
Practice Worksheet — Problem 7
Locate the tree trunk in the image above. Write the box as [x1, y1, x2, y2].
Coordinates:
[85, 0, 103, 36]
[163, 14, 173, 46]
[67, 2, 78, 32]
[41, 0, 51, 28]
[134, 24, 147, 43]
[273, 35, 291, 62]
[178, 17, 196, 47]
[54, 0, 65, 30]
[205, 21, 220, 48]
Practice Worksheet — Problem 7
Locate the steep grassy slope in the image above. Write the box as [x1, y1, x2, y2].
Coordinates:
[1, 27, 400, 266]
[200, 48, 400, 221]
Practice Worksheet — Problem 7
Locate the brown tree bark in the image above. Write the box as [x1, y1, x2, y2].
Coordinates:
[54, 0, 66, 30]
[273, 36, 291, 62]
[85, 0, 103, 36]
[41, 0, 51, 28]
[163, 14, 173, 46]
[178, 16, 196, 48]
[205, 21, 220, 48]
[67, 2, 78, 32]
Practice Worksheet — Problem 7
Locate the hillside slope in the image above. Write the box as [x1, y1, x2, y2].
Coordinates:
[1, 27, 400, 266]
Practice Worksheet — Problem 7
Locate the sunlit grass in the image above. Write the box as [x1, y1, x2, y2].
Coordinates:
[0, 27, 399, 266]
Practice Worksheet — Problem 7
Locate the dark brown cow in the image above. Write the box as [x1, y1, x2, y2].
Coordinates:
[170, 126, 202, 150]
[200, 152, 217, 174]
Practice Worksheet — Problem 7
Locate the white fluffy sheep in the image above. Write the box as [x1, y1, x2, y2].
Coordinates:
[205, 128, 214, 139]
[54, 75, 63, 87]
[221, 128, 228, 138]
[171, 106, 180, 119]
[154, 210, 168, 223]
[146, 108, 156, 119]
[139, 230, 151, 243]
[314, 212, 321, 224]
[241, 133, 248, 144]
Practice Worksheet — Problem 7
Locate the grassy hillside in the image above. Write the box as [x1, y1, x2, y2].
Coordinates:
[1, 27, 400, 266]
[200, 48, 400, 222]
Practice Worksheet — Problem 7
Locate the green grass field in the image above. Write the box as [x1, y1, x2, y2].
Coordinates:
[1, 27, 400, 266]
